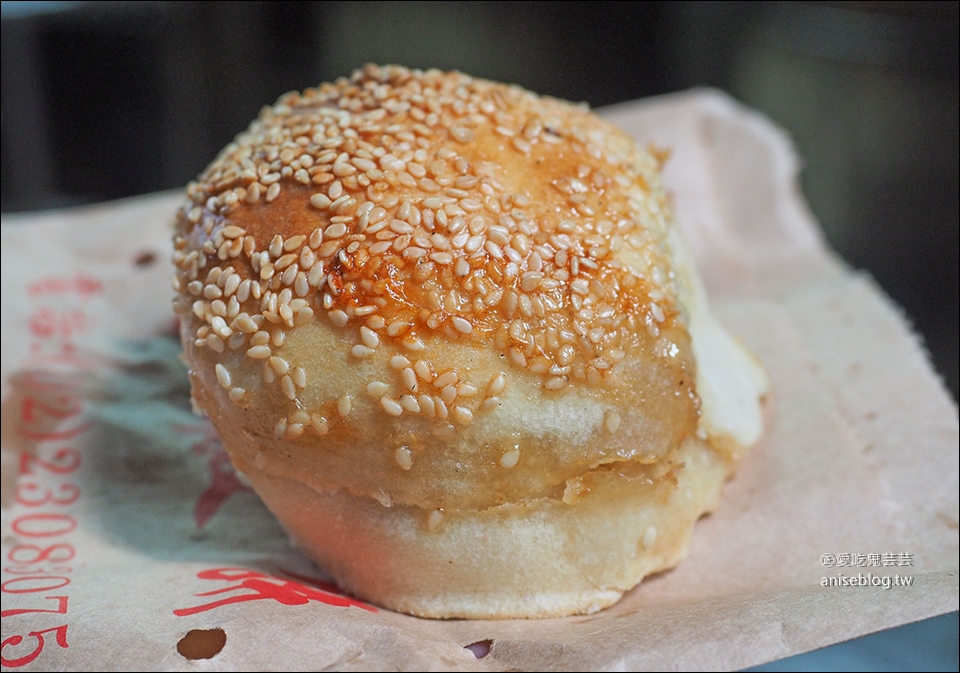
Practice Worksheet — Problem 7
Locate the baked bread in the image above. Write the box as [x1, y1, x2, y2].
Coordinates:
[172, 65, 767, 619]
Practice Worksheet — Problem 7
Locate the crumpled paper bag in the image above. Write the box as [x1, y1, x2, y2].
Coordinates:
[2, 90, 957, 672]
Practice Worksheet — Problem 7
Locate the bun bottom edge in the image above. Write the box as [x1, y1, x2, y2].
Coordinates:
[235, 436, 732, 619]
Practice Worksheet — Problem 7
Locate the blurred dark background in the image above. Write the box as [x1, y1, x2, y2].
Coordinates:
[1, 2, 957, 669]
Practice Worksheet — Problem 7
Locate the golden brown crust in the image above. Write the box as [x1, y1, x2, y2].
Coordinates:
[172, 65, 766, 618]
[173, 65, 701, 511]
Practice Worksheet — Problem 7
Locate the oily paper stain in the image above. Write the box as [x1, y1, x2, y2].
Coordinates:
[177, 628, 226, 660]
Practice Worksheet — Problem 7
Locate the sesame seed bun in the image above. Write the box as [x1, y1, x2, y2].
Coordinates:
[173, 65, 767, 619]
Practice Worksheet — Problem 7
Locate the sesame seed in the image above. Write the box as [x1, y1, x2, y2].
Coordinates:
[479, 396, 501, 413]
[401, 367, 418, 392]
[544, 376, 567, 390]
[267, 236, 283, 258]
[284, 235, 306, 251]
[275, 253, 297, 270]
[331, 195, 356, 214]
[269, 356, 289, 375]
[223, 274, 241, 297]
[380, 397, 403, 416]
[294, 273, 310, 297]
[337, 394, 352, 417]
[499, 448, 520, 469]
[433, 370, 459, 389]
[215, 363, 231, 388]
[487, 371, 507, 396]
[395, 447, 413, 471]
[300, 246, 316, 268]
[389, 355, 411, 370]
[246, 345, 271, 359]
[402, 335, 426, 352]
[308, 263, 326, 289]
[402, 246, 428, 260]
[210, 316, 232, 339]
[333, 161, 356, 177]
[451, 316, 472, 334]
[426, 509, 444, 531]
[453, 406, 473, 425]
[418, 394, 436, 417]
[451, 126, 474, 143]
[433, 422, 457, 439]
[448, 257, 468, 277]
[519, 271, 544, 292]
[367, 381, 389, 397]
[386, 320, 411, 337]
[227, 332, 245, 349]
[399, 394, 420, 413]
[359, 326, 380, 349]
[265, 183, 281, 203]
[440, 384, 458, 405]
[229, 387, 245, 404]
[605, 411, 621, 433]
[464, 235, 483, 253]
[328, 310, 349, 327]
[312, 414, 329, 435]
[351, 344, 376, 358]
[325, 222, 348, 239]
[413, 360, 434, 382]
[281, 375, 296, 400]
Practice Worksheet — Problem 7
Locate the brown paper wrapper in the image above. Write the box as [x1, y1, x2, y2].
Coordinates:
[2, 90, 957, 671]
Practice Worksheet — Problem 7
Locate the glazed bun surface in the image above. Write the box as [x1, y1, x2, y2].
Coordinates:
[173, 65, 766, 618]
